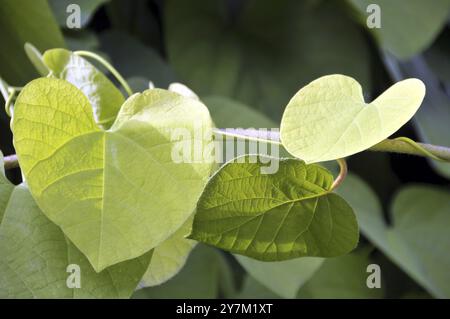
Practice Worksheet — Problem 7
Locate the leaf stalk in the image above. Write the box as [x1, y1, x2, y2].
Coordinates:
[74, 50, 133, 97]
[214, 128, 450, 163]
[330, 158, 348, 191]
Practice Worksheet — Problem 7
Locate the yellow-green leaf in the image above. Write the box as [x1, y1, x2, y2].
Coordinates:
[280, 75, 425, 163]
[12, 78, 213, 272]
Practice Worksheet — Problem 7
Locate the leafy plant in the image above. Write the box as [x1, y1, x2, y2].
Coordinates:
[0, 0, 449, 299]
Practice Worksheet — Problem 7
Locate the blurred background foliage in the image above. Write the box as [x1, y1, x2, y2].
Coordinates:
[0, 0, 449, 299]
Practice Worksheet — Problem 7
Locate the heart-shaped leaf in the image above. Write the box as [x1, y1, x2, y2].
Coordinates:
[12, 77, 214, 272]
[189, 155, 359, 260]
[43, 48, 125, 129]
[280, 75, 425, 163]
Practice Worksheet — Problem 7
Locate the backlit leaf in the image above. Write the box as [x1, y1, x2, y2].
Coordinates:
[12, 77, 213, 272]
[280, 75, 425, 163]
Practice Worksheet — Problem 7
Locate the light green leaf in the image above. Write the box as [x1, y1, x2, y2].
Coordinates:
[12, 77, 214, 272]
[42, 48, 125, 129]
[235, 255, 323, 299]
[49, 0, 109, 28]
[297, 250, 384, 299]
[0, 0, 65, 85]
[189, 155, 359, 260]
[133, 245, 230, 299]
[348, 0, 450, 60]
[337, 174, 450, 298]
[0, 183, 151, 298]
[165, 0, 372, 118]
[140, 216, 196, 287]
[280, 75, 425, 163]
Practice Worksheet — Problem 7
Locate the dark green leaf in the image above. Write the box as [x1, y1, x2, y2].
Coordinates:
[190, 156, 359, 260]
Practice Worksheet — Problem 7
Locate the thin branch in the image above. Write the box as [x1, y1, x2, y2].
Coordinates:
[214, 128, 450, 162]
[4, 131, 449, 171]
[74, 50, 133, 97]
[213, 128, 281, 145]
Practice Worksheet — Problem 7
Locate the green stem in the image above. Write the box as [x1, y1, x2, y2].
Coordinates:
[4, 131, 450, 170]
[74, 50, 133, 97]
[214, 128, 450, 162]
[4, 88, 16, 117]
[0, 78, 10, 100]
[212, 128, 281, 145]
